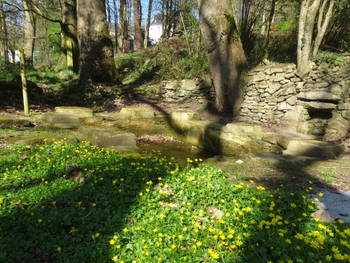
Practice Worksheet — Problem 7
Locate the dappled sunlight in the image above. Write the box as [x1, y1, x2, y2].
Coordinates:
[1, 141, 350, 262]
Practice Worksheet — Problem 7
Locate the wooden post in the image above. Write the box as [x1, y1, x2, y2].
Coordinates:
[20, 49, 29, 116]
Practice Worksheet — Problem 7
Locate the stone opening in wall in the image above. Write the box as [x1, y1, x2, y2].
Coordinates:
[308, 109, 333, 120]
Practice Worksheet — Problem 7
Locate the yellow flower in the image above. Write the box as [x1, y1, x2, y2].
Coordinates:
[208, 249, 220, 259]
[109, 239, 116, 245]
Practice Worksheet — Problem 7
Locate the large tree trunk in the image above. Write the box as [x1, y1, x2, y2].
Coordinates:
[144, 0, 153, 48]
[199, 0, 247, 114]
[312, 0, 335, 56]
[62, 0, 79, 72]
[119, 0, 128, 53]
[23, 0, 36, 68]
[0, 0, 8, 62]
[297, 0, 321, 78]
[77, 0, 117, 86]
[133, 0, 143, 50]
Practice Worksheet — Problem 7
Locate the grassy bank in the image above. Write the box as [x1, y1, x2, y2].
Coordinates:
[0, 142, 349, 262]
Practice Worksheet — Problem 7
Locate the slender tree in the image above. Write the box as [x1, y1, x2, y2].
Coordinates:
[113, 0, 119, 53]
[23, 0, 36, 68]
[199, 0, 247, 114]
[133, 0, 143, 50]
[0, 0, 8, 62]
[77, 0, 117, 86]
[144, 0, 153, 47]
[297, 0, 336, 77]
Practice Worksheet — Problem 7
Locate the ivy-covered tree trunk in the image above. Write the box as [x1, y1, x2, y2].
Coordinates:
[77, 0, 117, 87]
[23, 0, 36, 68]
[199, 0, 247, 114]
[62, 0, 79, 72]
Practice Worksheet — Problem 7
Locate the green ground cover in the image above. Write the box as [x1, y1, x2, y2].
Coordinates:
[0, 141, 349, 263]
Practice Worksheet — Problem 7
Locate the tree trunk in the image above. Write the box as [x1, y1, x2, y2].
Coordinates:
[20, 49, 29, 116]
[144, 0, 153, 48]
[297, 0, 321, 78]
[113, 0, 119, 54]
[119, 0, 128, 53]
[77, 0, 117, 86]
[0, 0, 8, 62]
[62, 0, 79, 72]
[312, 0, 335, 56]
[133, 0, 143, 50]
[199, 0, 247, 114]
[264, 0, 277, 51]
[23, 0, 36, 68]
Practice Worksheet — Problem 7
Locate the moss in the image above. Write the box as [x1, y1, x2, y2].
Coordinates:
[0, 118, 33, 129]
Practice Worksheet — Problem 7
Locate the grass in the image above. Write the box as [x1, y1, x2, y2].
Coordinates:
[0, 142, 350, 263]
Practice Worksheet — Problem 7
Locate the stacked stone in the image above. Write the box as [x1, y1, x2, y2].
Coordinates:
[143, 79, 215, 103]
[239, 62, 350, 139]
[240, 64, 302, 124]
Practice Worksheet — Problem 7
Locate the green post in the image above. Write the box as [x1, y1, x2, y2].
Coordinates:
[20, 49, 29, 116]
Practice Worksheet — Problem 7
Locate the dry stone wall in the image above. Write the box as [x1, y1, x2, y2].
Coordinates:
[240, 62, 350, 140]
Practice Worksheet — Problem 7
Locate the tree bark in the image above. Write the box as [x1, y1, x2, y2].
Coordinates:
[62, 0, 79, 72]
[133, 0, 143, 50]
[312, 0, 335, 56]
[113, 0, 119, 53]
[0, 0, 8, 62]
[297, 0, 321, 78]
[199, 0, 247, 114]
[23, 0, 36, 68]
[77, 0, 117, 86]
[264, 0, 277, 51]
[119, 0, 128, 53]
[144, 0, 153, 48]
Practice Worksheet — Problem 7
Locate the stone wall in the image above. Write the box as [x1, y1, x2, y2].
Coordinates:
[239, 62, 350, 140]
[135, 79, 215, 104]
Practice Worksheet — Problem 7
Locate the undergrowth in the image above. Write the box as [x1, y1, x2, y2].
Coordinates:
[0, 142, 349, 263]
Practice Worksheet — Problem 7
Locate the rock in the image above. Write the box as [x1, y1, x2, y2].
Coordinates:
[277, 101, 294, 111]
[222, 123, 264, 137]
[286, 96, 297, 105]
[0, 118, 34, 129]
[8, 134, 78, 145]
[302, 101, 337, 110]
[342, 110, 350, 120]
[171, 111, 200, 122]
[312, 189, 350, 223]
[283, 139, 343, 159]
[42, 112, 80, 129]
[119, 107, 156, 120]
[181, 79, 197, 91]
[267, 67, 284, 75]
[252, 73, 265, 82]
[311, 202, 335, 223]
[338, 103, 350, 110]
[94, 112, 120, 121]
[297, 91, 341, 102]
[76, 127, 138, 152]
[324, 111, 350, 141]
[304, 81, 330, 89]
[207, 207, 224, 219]
[267, 84, 281, 94]
[55, 106, 93, 118]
